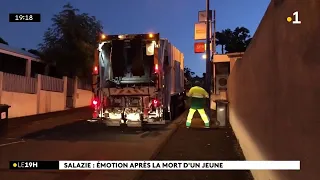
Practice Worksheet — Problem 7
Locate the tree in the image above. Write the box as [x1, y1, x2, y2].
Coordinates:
[225, 27, 252, 53]
[21, 48, 26, 51]
[192, 75, 204, 86]
[215, 29, 232, 54]
[184, 67, 195, 88]
[39, 3, 103, 78]
[0, 37, 9, 45]
[184, 67, 195, 81]
[28, 49, 42, 57]
[215, 27, 252, 54]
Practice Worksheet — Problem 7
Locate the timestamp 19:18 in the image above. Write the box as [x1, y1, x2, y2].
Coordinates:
[9, 13, 41, 22]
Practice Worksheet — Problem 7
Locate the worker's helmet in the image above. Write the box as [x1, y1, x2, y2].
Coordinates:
[194, 81, 201, 86]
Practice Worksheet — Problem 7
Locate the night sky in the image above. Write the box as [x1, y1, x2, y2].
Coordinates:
[0, 0, 269, 75]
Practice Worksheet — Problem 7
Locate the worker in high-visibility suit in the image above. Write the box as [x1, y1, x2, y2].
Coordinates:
[186, 81, 210, 128]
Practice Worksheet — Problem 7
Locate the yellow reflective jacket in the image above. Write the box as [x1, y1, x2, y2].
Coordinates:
[187, 86, 208, 109]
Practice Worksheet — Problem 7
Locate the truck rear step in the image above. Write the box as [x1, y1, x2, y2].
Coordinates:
[104, 119, 122, 126]
[126, 120, 142, 127]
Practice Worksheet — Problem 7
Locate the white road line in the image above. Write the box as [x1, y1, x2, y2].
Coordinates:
[0, 140, 25, 147]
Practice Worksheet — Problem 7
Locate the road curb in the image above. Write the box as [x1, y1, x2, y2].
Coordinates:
[132, 110, 186, 180]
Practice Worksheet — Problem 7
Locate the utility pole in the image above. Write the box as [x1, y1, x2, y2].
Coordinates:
[205, 0, 210, 93]
[212, 10, 216, 94]
[205, 0, 211, 121]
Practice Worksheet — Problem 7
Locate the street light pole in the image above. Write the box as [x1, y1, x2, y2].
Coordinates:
[205, 0, 211, 121]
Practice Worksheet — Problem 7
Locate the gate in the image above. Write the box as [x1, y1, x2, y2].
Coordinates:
[66, 78, 75, 108]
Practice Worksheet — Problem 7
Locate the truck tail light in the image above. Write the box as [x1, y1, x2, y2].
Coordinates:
[92, 98, 99, 118]
[92, 111, 98, 118]
[93, 66, 98, 75]
[154, 64, 159, 73]
[152, 99, 159, 107]
[91, 98, 99, 107]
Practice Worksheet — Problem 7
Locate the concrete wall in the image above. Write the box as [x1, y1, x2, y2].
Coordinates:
[0, 73, 92, 118]
[0, 88, 91, 118]
[39, 90, 65, 114]
[75, 89, 93, 108]
[1, 91, 37, 118]
[227, 0, 320, 180]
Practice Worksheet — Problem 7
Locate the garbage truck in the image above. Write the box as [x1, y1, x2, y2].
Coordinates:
[90, 33, 185, 127]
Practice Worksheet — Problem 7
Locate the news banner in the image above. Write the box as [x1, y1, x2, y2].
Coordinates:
[9, 160, 300, 170]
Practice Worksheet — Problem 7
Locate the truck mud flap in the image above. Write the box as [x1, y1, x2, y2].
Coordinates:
[104, 119, 121, 127]
[126, 120, 142, 127]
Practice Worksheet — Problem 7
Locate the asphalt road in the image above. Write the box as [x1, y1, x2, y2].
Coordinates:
[139, 111, 254, 180]
[0, 108, 182, 180]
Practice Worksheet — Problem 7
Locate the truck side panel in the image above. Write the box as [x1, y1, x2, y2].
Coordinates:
[93, 49, 99, 93]
[167, 42, 184, 95]
[180, 50, 184, 91]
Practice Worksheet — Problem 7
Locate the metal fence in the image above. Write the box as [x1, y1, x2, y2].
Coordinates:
[40, 75, 64, 92]
[77, 78, 92, 91]
[2, 73, 37, 94]
[1, 72, 93, 95]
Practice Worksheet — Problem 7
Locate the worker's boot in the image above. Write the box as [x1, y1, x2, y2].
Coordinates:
[204, 122, 210, 128]
[186, 121, 191, 128]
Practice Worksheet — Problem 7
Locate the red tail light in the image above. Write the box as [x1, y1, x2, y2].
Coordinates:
[93, 66, 98, 75]
[92, 111, 98, 118]
[154, 64, 159, 73]
[92, 98, 99, 107]
[152, 99, 159, 107]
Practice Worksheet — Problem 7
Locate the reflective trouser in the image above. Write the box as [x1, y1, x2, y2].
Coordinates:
[186, 108, 209, 127]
